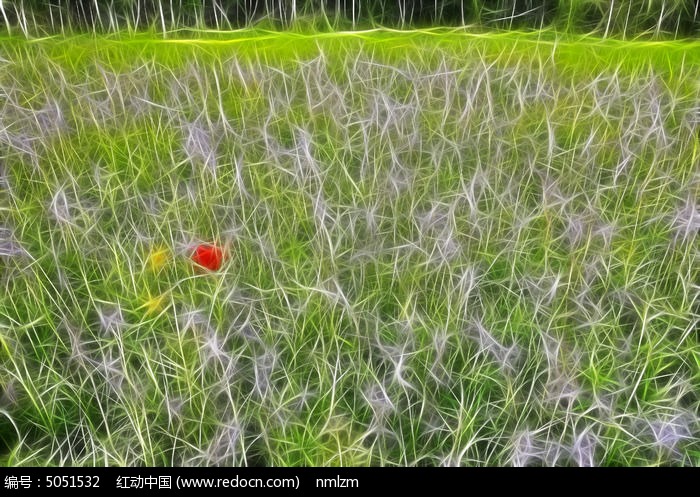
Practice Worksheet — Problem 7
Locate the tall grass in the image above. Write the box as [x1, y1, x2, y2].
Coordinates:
[1, 1, 699, 37]
[1, 30, 698, 466]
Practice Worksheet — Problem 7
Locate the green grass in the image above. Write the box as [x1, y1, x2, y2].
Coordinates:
[0, 28, 698, 466]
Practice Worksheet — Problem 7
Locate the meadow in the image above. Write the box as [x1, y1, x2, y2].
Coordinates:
[0, 26, 698, 465]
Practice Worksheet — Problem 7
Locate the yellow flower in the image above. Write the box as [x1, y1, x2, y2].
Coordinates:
[147, 246, 170, 272]
[137, 292, 168, 316]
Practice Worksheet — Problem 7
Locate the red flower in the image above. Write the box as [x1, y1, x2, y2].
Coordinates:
[191, 244, 225, 271]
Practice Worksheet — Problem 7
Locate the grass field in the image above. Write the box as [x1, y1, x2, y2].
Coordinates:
[0, 28, 698, 466]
